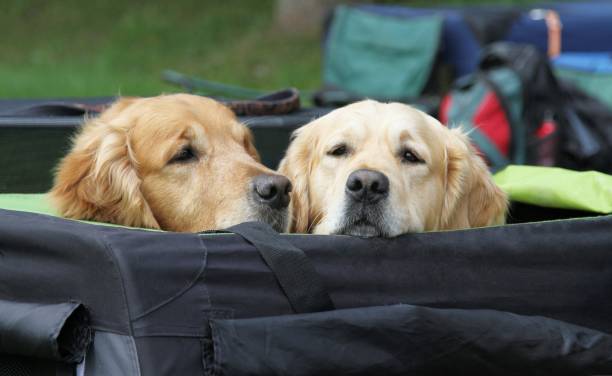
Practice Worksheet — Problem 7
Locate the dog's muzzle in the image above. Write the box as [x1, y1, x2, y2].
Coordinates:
[338, 169, 391, 237]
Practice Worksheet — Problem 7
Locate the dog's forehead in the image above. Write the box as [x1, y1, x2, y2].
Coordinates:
[130, 110, 195, 144]
[129, 96, 242, 141]
[383, 106, 433, 139]
[330, 101, 437, 143]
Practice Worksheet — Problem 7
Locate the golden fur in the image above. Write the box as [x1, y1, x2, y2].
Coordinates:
[51, 94, 287, 232]
[279, 100, 508, 236]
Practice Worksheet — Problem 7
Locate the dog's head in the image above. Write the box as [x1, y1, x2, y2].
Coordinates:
[279, 100, 507, 237]
[51, 94, 291, 232]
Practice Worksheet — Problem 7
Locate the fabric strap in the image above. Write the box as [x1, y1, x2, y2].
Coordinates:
[226, 222, 335, 314]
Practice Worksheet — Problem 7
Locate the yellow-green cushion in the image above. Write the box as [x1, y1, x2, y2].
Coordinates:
[494, 165, 612, 214]
[0, 193, 56, 216]
[0, 193, 156, 230]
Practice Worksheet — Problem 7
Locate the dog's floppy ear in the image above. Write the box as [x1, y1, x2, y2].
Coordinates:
[242, 127, 261, 162]
[50, 98, 161, 229]
[441, 128, 508, 230]
[277, 123, 317, 233]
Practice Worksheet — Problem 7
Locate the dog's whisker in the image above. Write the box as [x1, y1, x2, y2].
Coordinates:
[307, 211, 324, 233]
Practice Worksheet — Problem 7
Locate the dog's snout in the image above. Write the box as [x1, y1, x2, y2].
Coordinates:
[346, 169, 389, 203]
[252, 174, 292, 209]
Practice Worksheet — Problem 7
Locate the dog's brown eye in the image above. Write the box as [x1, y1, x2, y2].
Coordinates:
[170, 146, 197, 164]
[328, 144, 348, 157]
[401, 149, 422, 164]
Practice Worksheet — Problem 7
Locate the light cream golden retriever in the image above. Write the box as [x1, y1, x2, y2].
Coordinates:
[279, 100, 507, 237]
[51, 94, 291, 232]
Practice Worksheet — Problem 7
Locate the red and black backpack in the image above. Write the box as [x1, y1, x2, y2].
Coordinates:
[439, 43, 562, 171]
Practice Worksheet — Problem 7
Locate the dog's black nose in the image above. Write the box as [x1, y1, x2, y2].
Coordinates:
[252, 174, 292, 209]
[346, 169, 389, 203]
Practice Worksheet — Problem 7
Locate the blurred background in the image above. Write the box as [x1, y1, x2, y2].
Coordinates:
[0, 0, 610, 215]
[1, 0, 539, 98]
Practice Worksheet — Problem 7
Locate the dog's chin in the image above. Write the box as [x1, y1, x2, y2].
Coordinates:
[251, 207, 289, 233]
[338, 222, 383, 238]
[334, 217, 390, 238]
[334, 201, 391, 238]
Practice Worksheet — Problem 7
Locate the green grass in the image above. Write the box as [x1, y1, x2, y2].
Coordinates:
[1, 0, 321, 98]
[1, 0, 538, 98]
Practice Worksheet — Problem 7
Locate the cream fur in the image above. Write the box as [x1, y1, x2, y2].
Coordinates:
[279, 100, 508, 236]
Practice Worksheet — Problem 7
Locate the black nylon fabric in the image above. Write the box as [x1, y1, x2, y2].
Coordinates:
[208, 304, 612, 376]
[103, 229, 209, 337]
[134, 337, 205, 376]
[226, 222, 334, 314]
[2, 209, 612, 334]
[557, 80, 612, 173]
[2, 209, 612, 374]
[204, 216, 612, 333]
[0, 300, 92, 363]
[0, 353, 72, 376]
[0, 210, 131, 334]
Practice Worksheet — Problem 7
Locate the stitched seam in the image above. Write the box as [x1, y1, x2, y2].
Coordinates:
[131, 235, 208, 320]
[211, 321, 221, 376]
[199, 234, 215, 322]
[99, 232, 134, 336]
[125, 335, 142, 376]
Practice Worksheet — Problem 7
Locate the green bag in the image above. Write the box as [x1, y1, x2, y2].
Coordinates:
[324, 6, 442, 100]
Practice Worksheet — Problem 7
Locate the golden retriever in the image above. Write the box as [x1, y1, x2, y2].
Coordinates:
[50, 94, 291, 232]
[279, 100, 507, 237]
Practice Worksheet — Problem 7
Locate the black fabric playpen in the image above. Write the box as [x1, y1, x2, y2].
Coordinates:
[3, 1, 612, 373]
[1, 97, 612, 375]
[1, 209, 612, 375]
